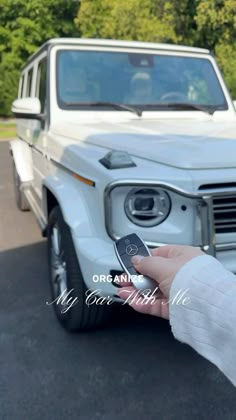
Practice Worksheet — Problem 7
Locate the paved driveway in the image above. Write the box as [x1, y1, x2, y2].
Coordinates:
[0, 141, 235, 420]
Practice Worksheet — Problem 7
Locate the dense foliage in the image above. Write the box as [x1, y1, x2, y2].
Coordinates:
[1, 0, 236, 116]
[0, 0, 80, 116]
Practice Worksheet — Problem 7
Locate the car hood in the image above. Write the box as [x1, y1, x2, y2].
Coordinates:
[52, 117, 236, 169]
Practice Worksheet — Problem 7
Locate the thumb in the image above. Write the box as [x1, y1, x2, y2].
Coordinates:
[131, 255, 170, 284]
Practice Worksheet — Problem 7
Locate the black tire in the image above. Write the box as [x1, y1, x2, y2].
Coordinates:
[12, 160, 30, 211]
[47, 206, 113, 331]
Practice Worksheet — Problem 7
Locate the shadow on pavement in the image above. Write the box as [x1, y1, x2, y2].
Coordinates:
[0, 242, 235, 420]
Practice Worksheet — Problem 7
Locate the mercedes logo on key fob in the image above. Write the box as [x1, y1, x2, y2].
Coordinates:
[126, 244, 138, 256]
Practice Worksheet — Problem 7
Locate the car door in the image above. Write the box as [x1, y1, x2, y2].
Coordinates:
[29, 54, 48, 215]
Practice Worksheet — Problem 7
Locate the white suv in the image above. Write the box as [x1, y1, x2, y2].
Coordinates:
[11, 38, 236, 331]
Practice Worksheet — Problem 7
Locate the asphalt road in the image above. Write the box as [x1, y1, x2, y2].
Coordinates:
[0, 141, 235, 420]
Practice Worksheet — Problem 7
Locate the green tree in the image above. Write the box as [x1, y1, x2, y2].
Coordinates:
[2, 0, 236, 114]
[195, 0, 236, 97]
[215, 43, 236, 97]
[151, 0, 200, 45]
[0, 0, 80, 116]
[76, 0, 236, 98]
[75, 0, 178, 43]
[76, 0, 201, 44]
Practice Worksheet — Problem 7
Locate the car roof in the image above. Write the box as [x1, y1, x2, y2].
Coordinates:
[45, 38, 209, 53]
[22, 37, 210, 69]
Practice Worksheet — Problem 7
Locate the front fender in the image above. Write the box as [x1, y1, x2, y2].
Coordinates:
[43, 176, 94, 237]
[9, 139, 33, 183]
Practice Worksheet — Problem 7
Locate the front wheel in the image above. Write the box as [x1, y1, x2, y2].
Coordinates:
[47, 206, 113, 331]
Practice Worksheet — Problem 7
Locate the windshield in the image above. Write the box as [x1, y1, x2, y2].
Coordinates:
[56, 49, 228, 111]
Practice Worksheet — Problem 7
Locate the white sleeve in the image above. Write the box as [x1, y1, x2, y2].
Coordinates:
[169, 254, 236, 386]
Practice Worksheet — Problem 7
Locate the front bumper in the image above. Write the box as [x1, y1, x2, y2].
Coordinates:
[70, 181, 236, 299]
[72, 234, 236, 301]
[71, 236, 123, 298]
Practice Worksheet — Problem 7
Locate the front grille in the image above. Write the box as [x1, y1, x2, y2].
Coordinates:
[213, 195, 236, 233]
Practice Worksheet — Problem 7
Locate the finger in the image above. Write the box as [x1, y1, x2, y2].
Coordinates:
[118, 285, 136, 296]
[114, 274, 132, 287]
[131, 255, 169, 283]
[150, 245, 184, 258]
[118, 284, 165, 299]
[150, 245, 173, 257]
[118, 287, 169, 319]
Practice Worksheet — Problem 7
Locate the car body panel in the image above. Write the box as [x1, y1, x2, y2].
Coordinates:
[11, 38, 236, 295]
[50, 118, 236, 169]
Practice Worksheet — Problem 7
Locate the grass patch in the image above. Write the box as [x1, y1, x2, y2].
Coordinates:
[0, 122, 16, 139]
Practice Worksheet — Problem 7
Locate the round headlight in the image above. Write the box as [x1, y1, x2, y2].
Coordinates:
[124, 188, 171, 227]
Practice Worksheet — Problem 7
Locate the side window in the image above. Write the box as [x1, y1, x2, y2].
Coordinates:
[36, 58, 47, 112]
[26, 68, 33, 97]
[18, 75, 25, 98]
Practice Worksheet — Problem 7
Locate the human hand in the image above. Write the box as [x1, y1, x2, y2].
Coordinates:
[117, 245, 204, 319]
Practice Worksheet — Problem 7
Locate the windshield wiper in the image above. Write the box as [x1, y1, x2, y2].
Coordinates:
[163, 102, 215, 115]
[65, 101, 142, 117]
[65, 100, 214, 116]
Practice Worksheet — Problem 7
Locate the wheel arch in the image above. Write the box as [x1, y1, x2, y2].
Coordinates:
[43, 176, 94, 237]
[9, 139, 33, 183]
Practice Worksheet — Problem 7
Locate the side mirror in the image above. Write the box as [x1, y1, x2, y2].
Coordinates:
[12, 97, 45, 120]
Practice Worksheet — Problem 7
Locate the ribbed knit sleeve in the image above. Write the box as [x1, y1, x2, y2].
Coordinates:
[169, 254, 236, 386]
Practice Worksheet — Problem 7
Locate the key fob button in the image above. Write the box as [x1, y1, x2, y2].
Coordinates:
[121, 253, 134, 268]
[137, 246, 150, 257]
[115, 234, 145, 255]
[128, 234, 144, 248]
[114, 234, 157, 294]
[115, 238, 129, 255]
[128, 267, 139, 275]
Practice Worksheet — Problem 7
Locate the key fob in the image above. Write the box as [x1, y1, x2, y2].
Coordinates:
[114, 233, 158, 293]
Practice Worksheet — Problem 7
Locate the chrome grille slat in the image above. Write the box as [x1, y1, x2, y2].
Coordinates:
[213, 194, 236, 234]
[215, 220, 236, 225]
[214, 208, 236, 212]
[214, 203, 236, 209]
[216, 224, 236, 228]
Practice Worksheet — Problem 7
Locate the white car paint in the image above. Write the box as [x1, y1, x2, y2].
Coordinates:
[10, 139, 33, 183]
[51, 118, 236, 169]
[11, 38, 236, 298]
[12, 97, 41, 115]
